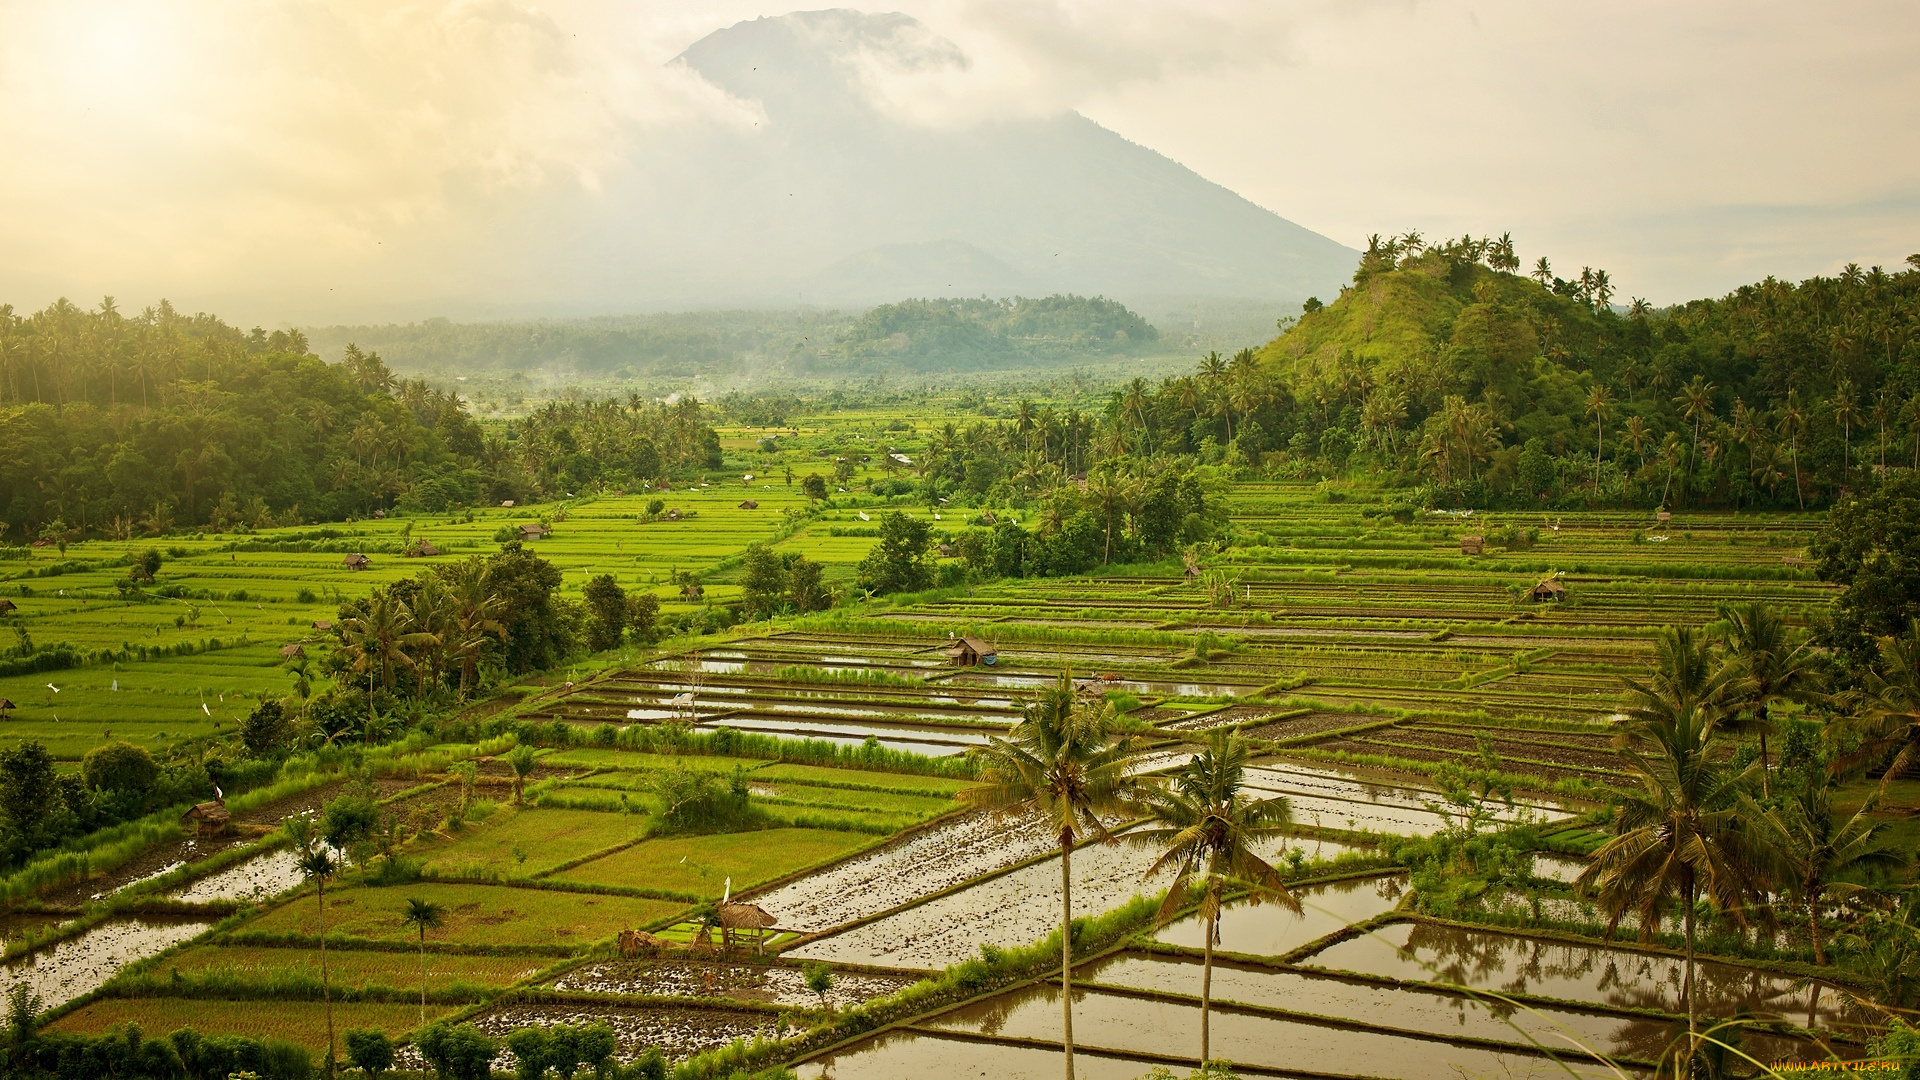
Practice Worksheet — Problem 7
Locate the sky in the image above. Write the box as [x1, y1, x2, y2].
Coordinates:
[0, 0, 1914, 323]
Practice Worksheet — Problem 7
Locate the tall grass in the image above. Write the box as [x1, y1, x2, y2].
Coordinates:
[0, 817, 183, 904]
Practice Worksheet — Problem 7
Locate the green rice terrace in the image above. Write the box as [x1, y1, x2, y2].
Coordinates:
[3, 459, 1902, 1080]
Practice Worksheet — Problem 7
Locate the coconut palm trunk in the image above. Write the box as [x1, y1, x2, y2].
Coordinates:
[1201, 884, 1219, 1065]
[1682, 877, 1696, 1056]
[1060, 833, 1075, 1080]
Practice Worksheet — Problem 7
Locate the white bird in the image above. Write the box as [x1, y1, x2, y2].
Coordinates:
[858, 511, 870, 521]
[722, 877, 732, 904]
[45, 683, 59, 693]
[112, 680, 118, 691]
[214, 784, 223, 799]
[202, 703, 211, 715]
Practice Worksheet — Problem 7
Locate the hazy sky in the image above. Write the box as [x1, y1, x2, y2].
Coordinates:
[1, 0, 1915, 322]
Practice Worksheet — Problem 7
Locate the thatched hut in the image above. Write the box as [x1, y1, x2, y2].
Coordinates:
[312, 620, 333, 631]
[1460, 535, 1484, 555]
[0, 699, 14, 720]
[342, 553, 370, 571]
[182, 800, 231, 839]
[1528, 578, 1567, 603]
[1656, 510, 1673, 524]
[408, 540, 441, 557]
[0, 598, 15, 615]
[947, 636, 997, 667]
[718, 903, 778, 952]
[518, 523, 549, 540]
[279, 644, 306, 659]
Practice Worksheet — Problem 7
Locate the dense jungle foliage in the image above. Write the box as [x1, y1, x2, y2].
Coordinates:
[0, 301, 722, 538]
[1095, 236, 1920, 510]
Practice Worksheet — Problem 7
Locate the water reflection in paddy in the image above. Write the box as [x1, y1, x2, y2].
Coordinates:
[1304, 921, 1848, 1028]
[924, 983, 1622, 1079]
[1083, 952, 1659, 1061]
[795, 1029, 1159, 1080]
[166, 846, 306, 904]
[1154, 870, 1395, 957]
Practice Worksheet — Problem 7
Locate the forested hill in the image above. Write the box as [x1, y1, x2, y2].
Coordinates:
[0, 300, 721, 537]
[1244, 235, 1920, 509]
[305, 294, 1165, 381]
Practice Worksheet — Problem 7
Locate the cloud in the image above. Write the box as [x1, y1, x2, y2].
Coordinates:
[0, 0, 747, 309]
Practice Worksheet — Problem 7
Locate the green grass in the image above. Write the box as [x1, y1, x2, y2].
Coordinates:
[553, 828, 877, 895]
[243, 881, 683, 946]
[49, 999, 453, 1049]
[157, 944, 548, 989]
[416, 806, 645, 877]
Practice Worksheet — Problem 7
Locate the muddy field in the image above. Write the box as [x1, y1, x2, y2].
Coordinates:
[551, 959, 917, 1007]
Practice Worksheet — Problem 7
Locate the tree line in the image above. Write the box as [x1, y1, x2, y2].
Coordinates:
[0, 298, 722, 539]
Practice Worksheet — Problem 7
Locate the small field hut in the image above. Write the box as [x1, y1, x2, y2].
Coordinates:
[408, 541, 441, 557]
[1460, 535, 1484, 555]
[518, 523, 549, 541]
[342, 553, 370, 571]
[0, 699, 13, 720]
[1656, 510, 1673, 524]
[948, 636, 997, 667]
[718, 903, 778, 952]
[737, 499, 759, 510]
[182, 800, 231, 839]
[0, 599, 15, 615]
[279, 644, 305, 659]
[1528, 578, 1567, 603]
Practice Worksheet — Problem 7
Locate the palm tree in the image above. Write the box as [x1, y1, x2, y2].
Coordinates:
[1585, 384, 1613, 488]
[967, 675, 1138, 1080]
[507, 745, 537, 806]
[1833, 381, 1860, 487]
[338, 592, 438, 714]
[299, 844, 340, 1078]
[1839, 620, 1920, 794]
[1674, 376, 1715, 505]
[1748, 775, 1901, 965]
[400, 897, 447, 1024]
[1715, 602, 1826, 797]
[1622, 416, 1652, 476]
[1578, 678, 1764, 1066]
[1130, 730, 1296, 1068]
[1779, 392, 1808, 509]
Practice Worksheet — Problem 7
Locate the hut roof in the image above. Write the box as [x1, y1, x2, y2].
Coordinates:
[0, 699, 15, 711]
[501, 499, 515, 507]
[519, 523, 548, 537]
[1530, 578, 1567, 597]
[948, 636, 996, 658]
[279, 644, 306, 658]
[342, 552, 370, 567]
[415, 541, 441, 556]
[183, 801, 230, 823]
[737, 500, 759, 510]
[312, 620, 332, 631]
[718, 903, 777, 930]
[0, 599, 15, 613]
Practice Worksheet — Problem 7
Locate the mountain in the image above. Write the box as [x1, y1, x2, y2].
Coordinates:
[644, 9, 1358, 308]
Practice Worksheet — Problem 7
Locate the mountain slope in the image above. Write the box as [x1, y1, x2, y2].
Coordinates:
[643, 9, 1357, 307]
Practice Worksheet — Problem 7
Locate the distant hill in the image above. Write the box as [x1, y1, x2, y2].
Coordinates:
[306, 294, 1168, 382]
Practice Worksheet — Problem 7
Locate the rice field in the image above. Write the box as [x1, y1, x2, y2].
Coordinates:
[5, 447, 1879, 1075]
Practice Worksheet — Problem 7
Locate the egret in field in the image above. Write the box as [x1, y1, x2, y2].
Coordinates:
[44, 683, 59, 693]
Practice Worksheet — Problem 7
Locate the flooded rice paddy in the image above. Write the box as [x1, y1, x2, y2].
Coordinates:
[921, 982, 1623, 1079]
[1153, 871, 1399, 957]
[166, 846, 307, 904]
[1082, 952, 1664, 1061]
[1, 917, 213, 1007]
[754, 809, 1059, 931]
[1302, 920, 1847, 1027]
